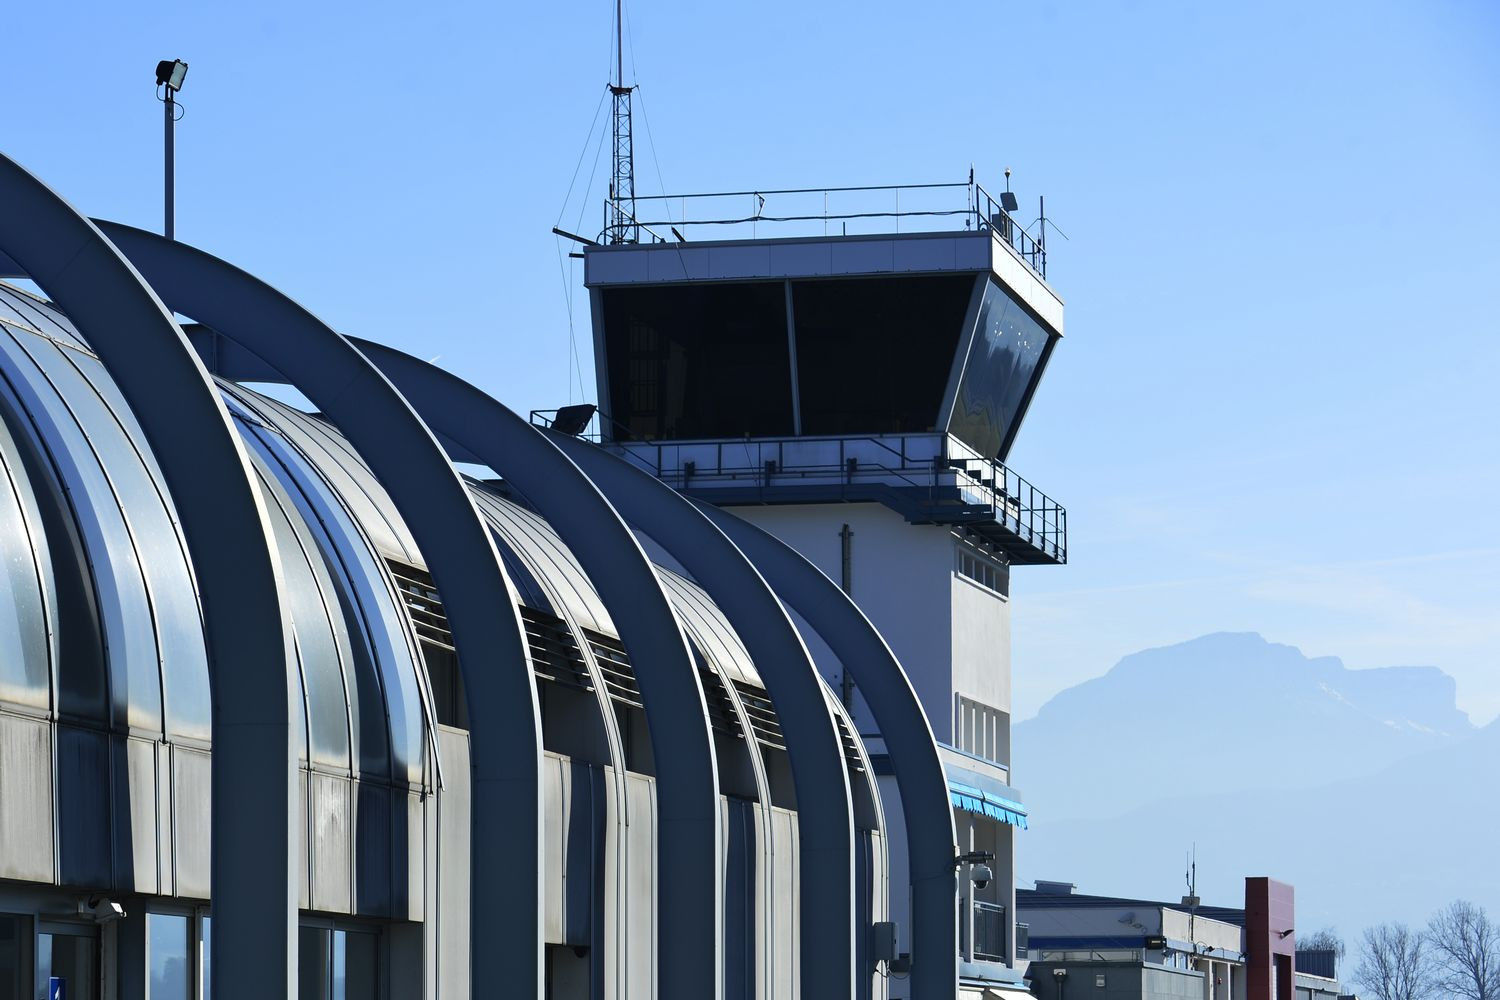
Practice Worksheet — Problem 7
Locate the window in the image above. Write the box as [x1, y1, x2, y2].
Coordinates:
[947, 278, 1055, 461]
[793, 275, 973, 436]
[602, 282, 793, 440]
[148, 913, 190, 1000]
[0, 914, 29, 1000]
[299, 926, 378, 1000]
[956, 546, 1007, 595]
[38, 925, 99, 1000]
[955, 694, 1009, 766]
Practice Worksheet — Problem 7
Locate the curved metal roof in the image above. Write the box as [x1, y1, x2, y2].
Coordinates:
[0, 280, 431, 785]
[0, 282, 209, 741]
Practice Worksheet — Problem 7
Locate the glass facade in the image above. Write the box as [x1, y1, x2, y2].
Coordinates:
[603, 282, 793, 440]
[792, 275, 973, 436]
[947, 278, 1054, 461]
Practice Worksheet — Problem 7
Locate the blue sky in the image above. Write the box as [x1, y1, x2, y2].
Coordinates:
[8, 1, 1498, 721]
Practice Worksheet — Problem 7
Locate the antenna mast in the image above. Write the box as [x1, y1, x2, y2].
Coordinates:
[608, 0, 637, 243]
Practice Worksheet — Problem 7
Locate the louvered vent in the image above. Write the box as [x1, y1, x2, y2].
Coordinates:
[583, 629, 644, 709]
[387, 562, 454, 650]
[698, 667, 745, 739]
[519, 606, 593, 691]
[731, 680, 786, 751]
[833, 711, 866, 773]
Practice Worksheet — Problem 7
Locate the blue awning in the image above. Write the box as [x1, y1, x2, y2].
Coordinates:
[949, 780, 1028, 829]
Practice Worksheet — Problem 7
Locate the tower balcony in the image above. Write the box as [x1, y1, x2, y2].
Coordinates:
[598, 429, 1066, 566]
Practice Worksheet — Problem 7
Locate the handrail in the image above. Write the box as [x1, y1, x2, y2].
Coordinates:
[605, 431, 1066, 562]
[595, 173, 1050, 280]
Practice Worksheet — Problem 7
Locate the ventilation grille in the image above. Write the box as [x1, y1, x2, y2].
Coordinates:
[698, 666, 745, 739]
[833, 711, 866, 773]
[731, 680, 786, 751]
[519, 606, 593, 691]
[584, 629, 644, 709]
[388, 562, 454, 650]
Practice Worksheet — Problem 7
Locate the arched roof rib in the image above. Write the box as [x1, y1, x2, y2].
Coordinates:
[95, 220, 547, 998]
[1, 152, 299, 999]
[348, 336, 724, 1000]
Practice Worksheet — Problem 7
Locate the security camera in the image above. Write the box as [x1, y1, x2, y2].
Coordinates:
[971, 864, 993, 890]
[80, 897, 125, 923]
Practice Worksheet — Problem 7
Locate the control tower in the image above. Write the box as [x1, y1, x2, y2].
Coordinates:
[580, 177, 1066, 999]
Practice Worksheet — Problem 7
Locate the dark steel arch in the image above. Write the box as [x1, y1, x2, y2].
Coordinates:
[344, 337, 723, 1000]
[540, 432, 860, 999]
[92, 221, 545, 998]
[348, 341, 861, 997]
[0, 155, 299, 997]
[688, 498, 960, 999]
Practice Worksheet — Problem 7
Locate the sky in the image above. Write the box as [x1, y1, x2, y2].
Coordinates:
[7, 1, 1499, 722]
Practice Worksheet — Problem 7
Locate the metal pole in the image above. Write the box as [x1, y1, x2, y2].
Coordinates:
[164, 91, 175, 240]
[839, 523, 854, 708]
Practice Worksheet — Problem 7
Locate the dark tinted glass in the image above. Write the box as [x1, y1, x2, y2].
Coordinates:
[792, 275, 974, 436]
[603, 282, 793, 440]
[947, 278, 1054, 460]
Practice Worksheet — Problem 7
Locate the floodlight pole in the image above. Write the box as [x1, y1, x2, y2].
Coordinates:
[164, 87, 176, 241]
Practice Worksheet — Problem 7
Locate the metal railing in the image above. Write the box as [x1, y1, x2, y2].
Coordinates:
[599, 172, 1050, 280]
[616, 432, 1065, 563]
[973, 900, 1009, 963]
[529, 416, 1067, 562]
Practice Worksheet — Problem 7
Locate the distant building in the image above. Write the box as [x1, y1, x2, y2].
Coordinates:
[1019, 878, 1350, 1000]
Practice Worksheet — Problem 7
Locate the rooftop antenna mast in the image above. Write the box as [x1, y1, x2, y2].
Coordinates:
[608, 0, 638, 244]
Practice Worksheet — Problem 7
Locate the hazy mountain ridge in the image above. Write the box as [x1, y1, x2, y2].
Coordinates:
[1019, 713, 1500, 933]
[1015, 632, 1492, 935]
[1015, 632, 1472, 822]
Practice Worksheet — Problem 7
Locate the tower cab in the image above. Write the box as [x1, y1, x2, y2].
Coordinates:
[581, 178, 1067, 999]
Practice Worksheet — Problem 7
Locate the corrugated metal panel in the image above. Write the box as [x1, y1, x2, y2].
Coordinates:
[0, 402, 53, 712]
[468, 485, 615, 634]
[624, 771, 658, 998]
[543, 753, 569, 944]
[231, 393, 428, 786]
[436, 728, 472, 998]
[654, 568, 763, 688]
[0, 713, 54, 883]
[173, 746, 211, 899]
[310, 772, 353, 914]
[0, 282, 90, 351]
[228, 386, 423, 566]
[1, 326, 169, 736]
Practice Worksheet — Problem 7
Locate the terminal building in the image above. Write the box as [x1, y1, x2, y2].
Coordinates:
[1018, 879, 1351, 1000]
[0, 147, 1065, 1000]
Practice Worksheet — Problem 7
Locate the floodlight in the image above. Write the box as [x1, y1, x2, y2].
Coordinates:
[156, 59, 189, 92]
[550, 403, 597, 437]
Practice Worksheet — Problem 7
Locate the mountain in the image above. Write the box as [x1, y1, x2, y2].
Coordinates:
[1013, 632, 1473, 823]
[1017, 713, 1500, 934]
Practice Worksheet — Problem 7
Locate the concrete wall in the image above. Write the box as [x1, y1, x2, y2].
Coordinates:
[728, 503, 957, 742]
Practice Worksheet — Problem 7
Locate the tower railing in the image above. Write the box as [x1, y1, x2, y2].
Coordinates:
[526, 419, 1066, 564]
[597, 174, 1049, 280]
